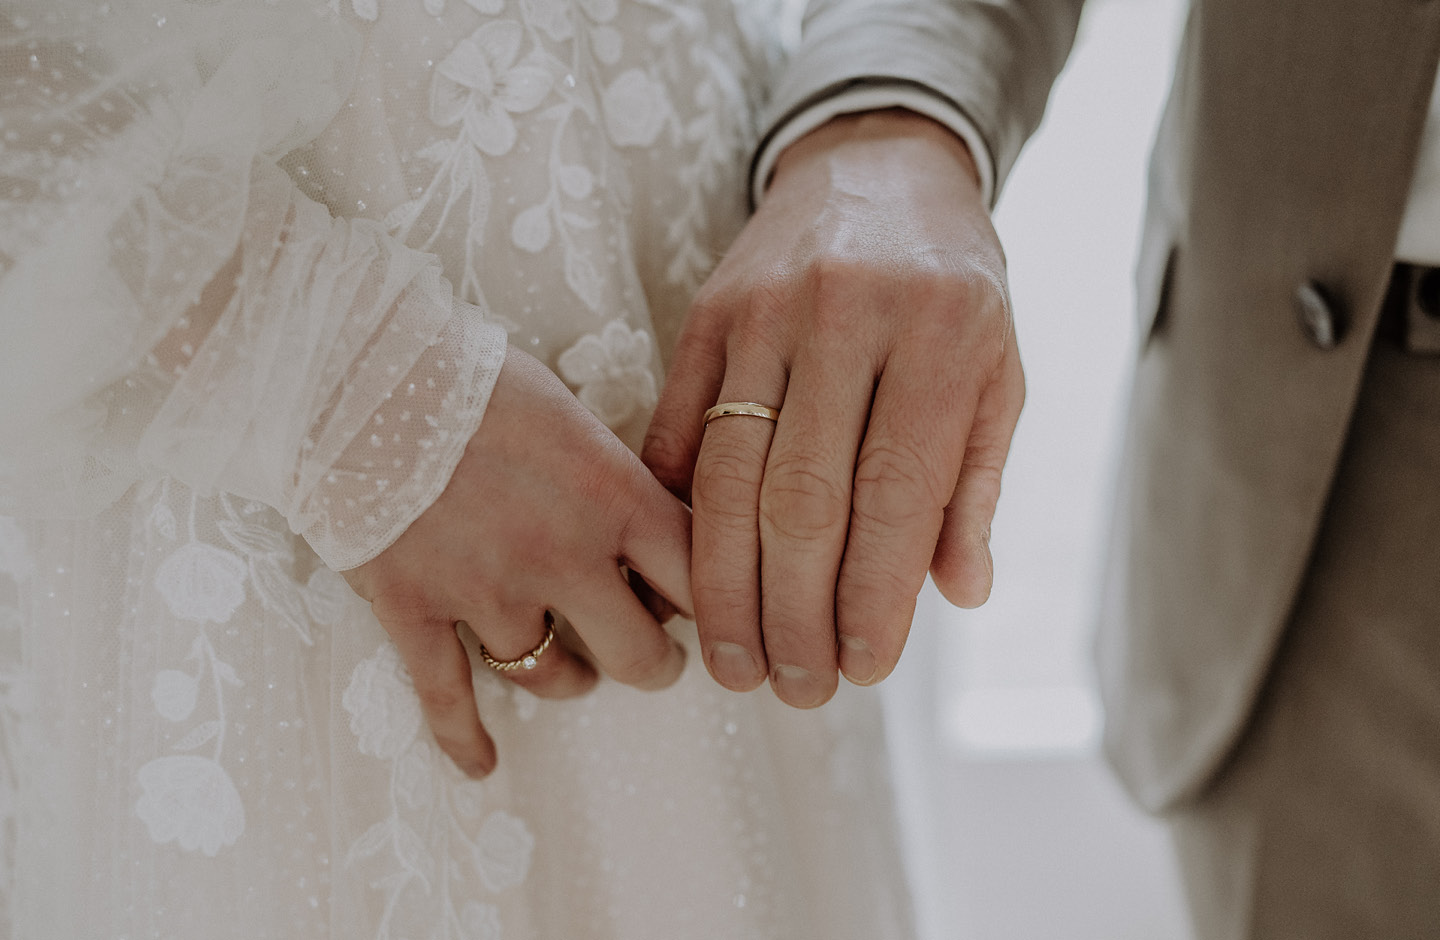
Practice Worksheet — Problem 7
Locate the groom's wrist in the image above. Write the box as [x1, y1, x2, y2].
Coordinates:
[751, 86, 996, 208]
[771, 108, 982, 196]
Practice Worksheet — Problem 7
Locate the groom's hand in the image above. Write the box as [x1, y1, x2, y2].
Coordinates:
[643, 109, 1023, 708]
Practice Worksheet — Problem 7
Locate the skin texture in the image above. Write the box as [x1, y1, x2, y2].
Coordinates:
[344, 349, 694, 777]
[642, 109, 1024, 708]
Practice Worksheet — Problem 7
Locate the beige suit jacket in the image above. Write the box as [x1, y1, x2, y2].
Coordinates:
[767, 0, 1440, 812]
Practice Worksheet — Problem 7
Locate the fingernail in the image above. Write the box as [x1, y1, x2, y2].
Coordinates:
[839, 635, 878, 685]
[771, 665, 826, 708]
[460, 757, 494, 779]
[709, 642, 761, 689]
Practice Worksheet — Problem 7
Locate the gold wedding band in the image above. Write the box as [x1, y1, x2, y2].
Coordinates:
[479, 614, 556, 672]
[703, 401, 780, 428]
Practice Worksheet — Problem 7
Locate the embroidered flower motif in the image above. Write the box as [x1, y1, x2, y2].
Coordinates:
[601, 68, 670, 148]
[429, 20, 553, 157]
[557, 321, 658, 427]
[395, 743, 435, 810]
[343, 643, 423, 760]
[461, 901, 504, 940]
[151, 669, 199, 723]
[149, 502, 178, 541]
[134, 755, 246, 857]
[473, 810, 534, 892]
[154, 542, 247, 623]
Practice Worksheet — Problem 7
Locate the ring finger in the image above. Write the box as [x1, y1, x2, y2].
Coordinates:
[465, 609, 599, 700]
[690, 360, 788, 692]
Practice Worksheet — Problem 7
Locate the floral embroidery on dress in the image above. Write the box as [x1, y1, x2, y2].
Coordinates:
[136, 492, 252, 857]
[153, 542, 247, 625]
[556, 320, 658, 427]
[343, 642, 424, 760]
[134, 755, 247, 858]
[151, 669, 200, 723]
[601, 67, 671, 148]
[344, 643, 538, 939]
[430, 20, 555, 158]
[216, 498, 318, 646]
[473, 810, 535, 891]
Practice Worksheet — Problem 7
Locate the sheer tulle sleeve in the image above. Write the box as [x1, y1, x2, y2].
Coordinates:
[0, 1, 508, 570]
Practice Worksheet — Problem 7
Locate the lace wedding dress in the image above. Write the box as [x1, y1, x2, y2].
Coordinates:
[0, 1, 916, 937]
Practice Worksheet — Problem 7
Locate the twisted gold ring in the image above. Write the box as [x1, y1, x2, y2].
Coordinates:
[703, 401, 780, 428]
[479, 614, 556, 672]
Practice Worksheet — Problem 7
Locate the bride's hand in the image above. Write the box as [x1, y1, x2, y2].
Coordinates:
[343, 348, 693, 777]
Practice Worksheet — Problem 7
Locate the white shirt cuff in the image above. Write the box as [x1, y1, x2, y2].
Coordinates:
[751, 85, 997, 209]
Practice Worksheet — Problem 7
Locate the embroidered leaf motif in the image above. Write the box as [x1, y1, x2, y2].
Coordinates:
[217, 519, 291, 559]
[415, 139, 453, 165]
[563, 247, 603, 311]
[393, 821, 435, 887]
[212, 660, 243, 688]
[346, 818, 394, 866]
[149, 502, 178, 541]
[383, 199, 423, 233]
[247, 560, 314, 646]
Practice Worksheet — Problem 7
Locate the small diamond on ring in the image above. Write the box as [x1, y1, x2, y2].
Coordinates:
[522, 655, 538, 670]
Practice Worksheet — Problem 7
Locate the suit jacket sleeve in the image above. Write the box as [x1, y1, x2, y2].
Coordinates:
[760, 0, 1087, 201]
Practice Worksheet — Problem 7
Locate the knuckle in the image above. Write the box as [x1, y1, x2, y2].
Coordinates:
[964, 436, 1012, 476]
[640, 425, 695, 490]
[726, 289, 796, 363]
[760, 456, 849, 543]
[693, 579, 755, 622]
[415, 681, 472, 717]
[809, 253, 881, 298]
[761, 612, 838, 663]
[686, 289, 737, 331]
[693, 450, 763, 521]
[838, 553, 918, 615]
[852, 442, 948, 524]
[369, 590, 449, 634]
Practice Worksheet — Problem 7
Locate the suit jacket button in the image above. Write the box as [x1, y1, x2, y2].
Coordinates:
[1295, 281, 1344, 349]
